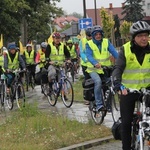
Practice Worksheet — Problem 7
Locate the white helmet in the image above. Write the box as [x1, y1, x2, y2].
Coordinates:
[26, 43, 32, 47]
[130, 21, 150, 37]
[41, 42, 47, 48]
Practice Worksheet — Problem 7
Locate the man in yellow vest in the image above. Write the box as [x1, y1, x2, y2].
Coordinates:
[86, 25, 118, 112]
[4, 43, 26, 92]
[66, 39, 78, 76]
[79, 27, 92, 105]
[23, 43, 36, 80]
[46, 32, 70, 96]
[112, 21, 150, 150]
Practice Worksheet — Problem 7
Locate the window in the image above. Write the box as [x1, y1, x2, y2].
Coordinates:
[147, 3, 150, 9]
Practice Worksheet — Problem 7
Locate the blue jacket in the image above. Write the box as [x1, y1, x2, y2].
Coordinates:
[86, 39, 118, 66]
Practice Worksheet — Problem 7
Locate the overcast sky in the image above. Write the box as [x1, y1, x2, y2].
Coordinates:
[57, 0, 125, 14]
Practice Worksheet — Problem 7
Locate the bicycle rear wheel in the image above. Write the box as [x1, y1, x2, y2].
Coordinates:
[30, 75, 35, 90]
[61, 78, 74, 108]
[89, 101, 105, 125]
[16, 83, 25, 110]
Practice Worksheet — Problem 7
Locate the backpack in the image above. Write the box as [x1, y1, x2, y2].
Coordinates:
[82, 78, 95, 101]
[111, 117, 122, 140]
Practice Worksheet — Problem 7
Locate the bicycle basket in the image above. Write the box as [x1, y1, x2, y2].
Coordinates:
[111, 117, 122, 140]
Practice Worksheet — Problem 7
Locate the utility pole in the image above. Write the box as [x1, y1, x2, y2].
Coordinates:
[94, 0, 97, 25]
[83, 0, 86, 18]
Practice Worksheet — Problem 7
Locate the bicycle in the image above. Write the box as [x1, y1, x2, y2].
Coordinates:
[6, 69, 26, 110]
[128, 88, 150, 150]
[45, 62, 74, 108]
[24, 64, 36, 91]
[87, 66, 120, 124]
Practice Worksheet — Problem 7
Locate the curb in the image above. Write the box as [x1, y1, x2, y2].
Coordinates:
[57, 136, 114, 150]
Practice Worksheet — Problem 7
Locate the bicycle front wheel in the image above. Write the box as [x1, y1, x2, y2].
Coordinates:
[61, 78, 74, 108]
[0, 83, 5, 111]
[16, 83, 25, 110]
[5, 87, 14, 110]
[111, 93, 120, 122]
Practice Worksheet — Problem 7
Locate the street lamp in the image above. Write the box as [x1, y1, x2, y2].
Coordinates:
[94, 0, 97, 25]
[83, 0, 86, 18]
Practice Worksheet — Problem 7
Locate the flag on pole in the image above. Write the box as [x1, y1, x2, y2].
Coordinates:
[0, 34, 3, 49]
[19, 40, 24, 54]
[47, 33, 54, 44]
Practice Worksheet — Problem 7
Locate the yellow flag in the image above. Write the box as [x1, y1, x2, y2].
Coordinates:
[0, 34, 3, 49]
[47, 32, 54, 44]
[19, 40, 24, 54]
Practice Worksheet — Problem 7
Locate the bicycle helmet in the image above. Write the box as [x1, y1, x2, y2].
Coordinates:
[52, 32, 61, 38]
[26, 43, 32, 48]
[7, 43, 16, 50]
[41, 42, 47, 49]
[130, 21, 150, 37]
[85, 27, 92, 37]
[91, 25, 104, 37]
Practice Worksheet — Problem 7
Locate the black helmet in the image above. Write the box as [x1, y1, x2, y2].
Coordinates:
[85, 27, 92, 37]
[130, 21, 150, 37]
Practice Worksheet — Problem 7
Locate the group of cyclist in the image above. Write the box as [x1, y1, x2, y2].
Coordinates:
[0, 19, 150, 149]
[80, 20, 150, 150]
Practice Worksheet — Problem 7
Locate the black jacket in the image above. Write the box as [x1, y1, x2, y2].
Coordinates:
[112, 41, 150, 85]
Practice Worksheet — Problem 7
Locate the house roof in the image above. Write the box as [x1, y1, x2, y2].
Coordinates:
[53, 16, 79, 28]
[86, 7, 124, 26]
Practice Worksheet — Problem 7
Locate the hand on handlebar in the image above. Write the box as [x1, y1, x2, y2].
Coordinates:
[95, 63, 101, 69]
[114, 83, 128, 95]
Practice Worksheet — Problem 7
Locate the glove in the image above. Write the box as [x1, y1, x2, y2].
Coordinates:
[114, 83, 126, 92]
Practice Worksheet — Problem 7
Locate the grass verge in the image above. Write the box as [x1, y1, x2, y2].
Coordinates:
[0, 104, 111, 150]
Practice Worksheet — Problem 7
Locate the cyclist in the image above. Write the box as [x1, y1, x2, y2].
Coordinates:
[86, 25, 118, 112]
[4, 43, 26, 92]
[46, 32, 70, 94]
[35, 42, 48, 93]
[79, 27, 92, 105]
[112, 21, 150, 150]
[66, 39, 78, 77]
[23, 43, 36, 81]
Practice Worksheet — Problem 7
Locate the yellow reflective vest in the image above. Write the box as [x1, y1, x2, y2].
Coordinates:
[67, 45, 76, 59]
[0, 55, 3, 67]
[7, 52, 19, 69]
[80, 38, 88, 67]
[86, 38, 111, 74]
[38, 49, 46, 68]
[49, 43, 65, 64]
[24, 50, 35, 64]
[122, 42, 150, 89]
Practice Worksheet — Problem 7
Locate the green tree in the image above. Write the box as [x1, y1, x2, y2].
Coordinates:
[122, 0, 144, 22]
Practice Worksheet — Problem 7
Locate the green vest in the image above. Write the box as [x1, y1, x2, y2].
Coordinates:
[122, 42, 150, 89]
[67, 45, 76, 59]
[49, 43, 65, 64]
[80, 38, 88, 67]
[7, 52, 19, 69]
[86, 38, 111, 74]
[24, 50, 34, 64]
[39, 49, 46, 68]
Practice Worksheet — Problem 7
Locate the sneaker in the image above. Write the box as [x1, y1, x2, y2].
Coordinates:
[97, 106, 106, 112]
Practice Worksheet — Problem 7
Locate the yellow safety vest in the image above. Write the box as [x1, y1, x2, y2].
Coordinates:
[24, 50, 35, 64]
[67, 45, 76, 59]
[7, 52, 19, 69]
[80, 38, 88, 67]
[38, 49, 46, 68]
[86, 38, 111, 74]
[0, 55, 3, 67]
[49, 43, 65, 64]
[122, 42, 150, 89]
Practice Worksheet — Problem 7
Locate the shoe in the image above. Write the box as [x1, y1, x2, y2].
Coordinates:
[97, 106, 106, 112]
[64, 95, 68, 101]
[84, 101, 90, 105]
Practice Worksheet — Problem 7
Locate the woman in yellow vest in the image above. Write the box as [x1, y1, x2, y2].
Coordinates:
[4, 43, 26, 92]
[86, 25, 118, 112]
[112, 21, 150, 150]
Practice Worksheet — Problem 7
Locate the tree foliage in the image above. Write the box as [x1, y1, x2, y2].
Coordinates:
[100, 7, 115, 40]
[0, 0, 63, 44]
[122, 0, 144, 22]
[119, 20, 132, 42]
